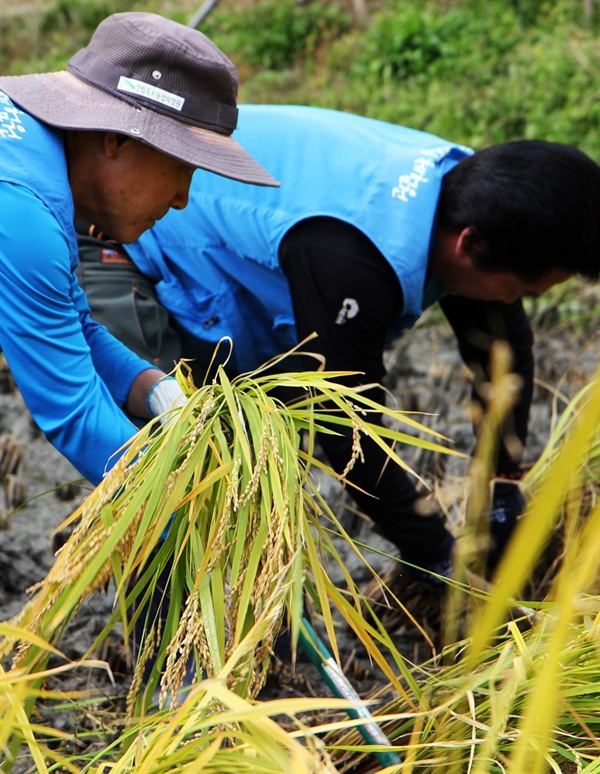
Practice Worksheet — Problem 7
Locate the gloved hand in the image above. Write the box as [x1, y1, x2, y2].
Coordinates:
[146, 376, 187, 425]
[487, 479, 526, 574]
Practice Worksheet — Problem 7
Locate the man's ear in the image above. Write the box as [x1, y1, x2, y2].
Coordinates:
[456, 225, 484, 266]
[103, 132, 133, 159]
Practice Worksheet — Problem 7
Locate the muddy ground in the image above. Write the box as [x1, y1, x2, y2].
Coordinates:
[1, 292, 598, 769]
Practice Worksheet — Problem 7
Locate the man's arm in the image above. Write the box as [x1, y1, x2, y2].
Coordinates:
[0, 185, 155, 484]
[279, 217, 455, 569]
[439, 295, 533, 571]
[438, 295, 534, 474]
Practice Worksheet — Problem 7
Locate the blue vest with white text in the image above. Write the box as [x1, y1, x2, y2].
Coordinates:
[128, 105, 473, 373]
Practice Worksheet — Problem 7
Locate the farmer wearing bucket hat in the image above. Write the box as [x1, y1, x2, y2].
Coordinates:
[0, 13, 277, 486]
[74, 105, 600, 583]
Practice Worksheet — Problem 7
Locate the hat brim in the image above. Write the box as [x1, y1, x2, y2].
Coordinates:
[0, 71, 279, 187]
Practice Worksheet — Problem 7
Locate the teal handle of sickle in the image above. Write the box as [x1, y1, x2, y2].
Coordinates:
[299, 617, 401, 768]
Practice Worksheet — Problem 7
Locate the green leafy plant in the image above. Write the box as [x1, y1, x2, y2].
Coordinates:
[202, 0, 350, 70]
[350, 7, 464, 85]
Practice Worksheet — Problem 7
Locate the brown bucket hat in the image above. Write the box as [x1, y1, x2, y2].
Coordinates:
[0, 12, 278, 187]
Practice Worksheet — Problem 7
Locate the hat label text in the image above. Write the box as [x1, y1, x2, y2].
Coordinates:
[117, 77, 184, 112]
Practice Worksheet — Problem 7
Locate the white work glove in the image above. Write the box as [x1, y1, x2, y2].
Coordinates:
[146, 376, 187, 424]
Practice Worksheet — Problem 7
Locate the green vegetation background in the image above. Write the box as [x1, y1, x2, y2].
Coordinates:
[2, 0, 598, 160]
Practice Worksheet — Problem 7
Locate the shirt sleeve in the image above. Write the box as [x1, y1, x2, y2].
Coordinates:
[0, 183, 153, 485]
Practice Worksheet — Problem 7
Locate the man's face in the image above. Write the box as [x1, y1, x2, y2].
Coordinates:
[443, 266, 572, 304]
[431, 227, 572, 303]
[78, 136, 195, 244]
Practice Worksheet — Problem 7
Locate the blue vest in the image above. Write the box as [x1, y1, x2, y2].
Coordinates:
[129, 105, 473, 373]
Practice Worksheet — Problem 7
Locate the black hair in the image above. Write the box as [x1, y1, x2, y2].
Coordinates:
[437, 140, 600, 281]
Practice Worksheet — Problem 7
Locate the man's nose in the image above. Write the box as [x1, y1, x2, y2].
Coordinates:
[171, 179, 191, 211]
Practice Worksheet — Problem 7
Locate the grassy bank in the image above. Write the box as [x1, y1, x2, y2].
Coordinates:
[2, 0, 598, 158]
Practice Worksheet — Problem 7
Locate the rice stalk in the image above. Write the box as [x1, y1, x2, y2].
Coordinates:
[1, 360, 461, 766]
[0, 623, 110, 773]
[75, 677, 402, 773]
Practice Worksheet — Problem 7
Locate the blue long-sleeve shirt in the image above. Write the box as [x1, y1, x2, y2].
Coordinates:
[0, 91, 152, 484]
